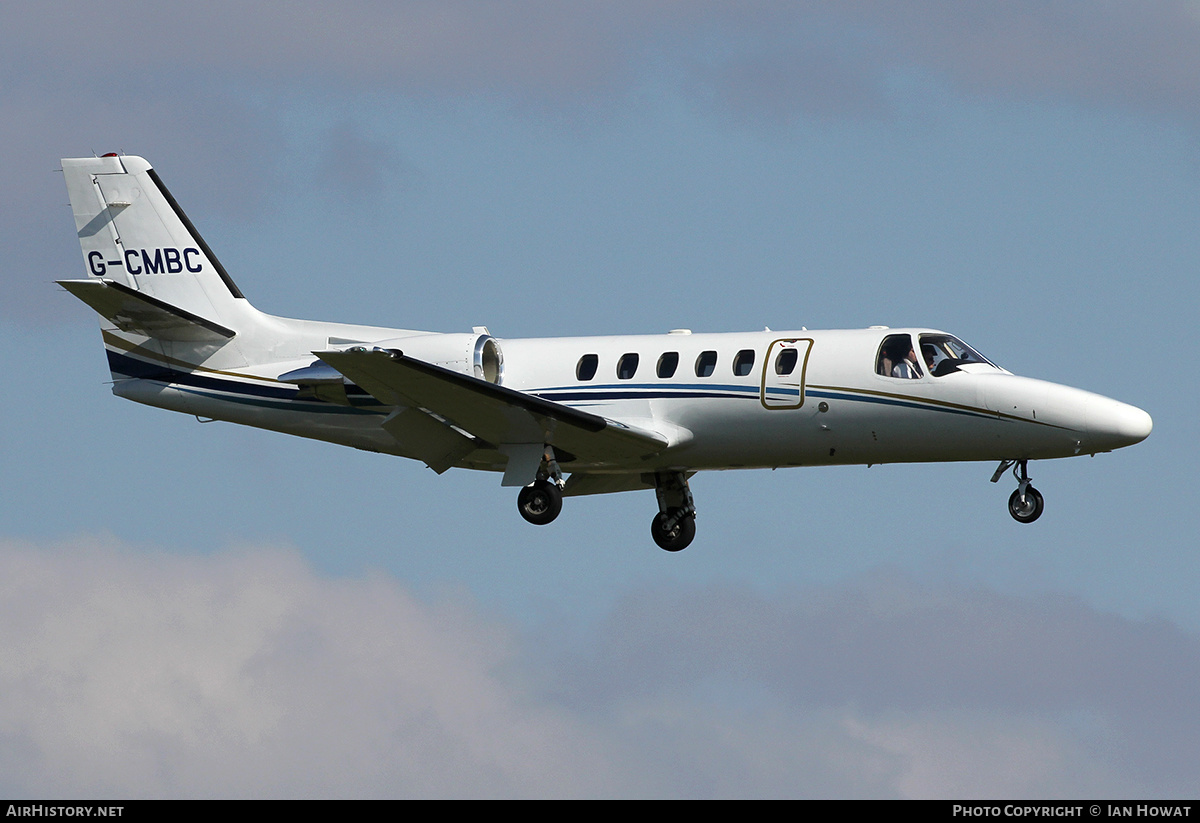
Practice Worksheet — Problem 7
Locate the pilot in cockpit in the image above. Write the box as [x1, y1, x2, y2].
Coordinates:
[890, 342, 921, 379]
[922, 343, 940, 374]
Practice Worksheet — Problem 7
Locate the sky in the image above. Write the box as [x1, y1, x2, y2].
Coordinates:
[1, 0, 1197, 798]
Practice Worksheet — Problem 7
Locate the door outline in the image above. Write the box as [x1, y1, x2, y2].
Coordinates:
[760, 338, 813, 410]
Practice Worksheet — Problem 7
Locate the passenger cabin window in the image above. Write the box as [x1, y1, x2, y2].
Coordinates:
[617, 353, 639, 380]
[775, 347, 798, 376]
[733, 349, 755, 377]
[876, 333, 922, 379]
[576, 354, 598, 381]
[657, 352, 679, 378]
[695, 350, 718, 377]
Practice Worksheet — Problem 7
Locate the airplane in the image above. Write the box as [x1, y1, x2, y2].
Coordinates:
[57, 153, 1153, 551]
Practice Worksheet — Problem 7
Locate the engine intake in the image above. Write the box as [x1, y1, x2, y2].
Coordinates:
[371, 332, 504, 384]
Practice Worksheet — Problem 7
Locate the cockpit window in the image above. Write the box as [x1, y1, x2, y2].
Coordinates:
[919, 334, 997, 377]
[876, 333, 922, 379]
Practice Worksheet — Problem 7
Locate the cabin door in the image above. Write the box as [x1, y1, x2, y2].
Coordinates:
[760, 338, 813, 410]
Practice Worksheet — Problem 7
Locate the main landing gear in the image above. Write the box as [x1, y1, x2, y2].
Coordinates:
[650, 471, 697, 552]
[991, 459, 1044, 524]
[516, 449, 564, 526]
[514, 454, 698, 551]
[517, 480, 562, 525]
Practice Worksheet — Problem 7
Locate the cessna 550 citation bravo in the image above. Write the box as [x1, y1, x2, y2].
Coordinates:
[58, 154, 1152, 551]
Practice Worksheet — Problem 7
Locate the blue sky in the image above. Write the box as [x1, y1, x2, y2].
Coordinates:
[1, 1, 1197, 797]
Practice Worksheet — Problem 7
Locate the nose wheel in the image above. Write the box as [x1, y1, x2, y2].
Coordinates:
[992, 459, 1044, 524]
[1007, 486, 1044, 523]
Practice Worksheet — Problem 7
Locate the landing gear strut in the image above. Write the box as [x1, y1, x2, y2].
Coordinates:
[516, 447, 564, 526]
[651, 471, 696, 551]
[991, 459, 1044, 524]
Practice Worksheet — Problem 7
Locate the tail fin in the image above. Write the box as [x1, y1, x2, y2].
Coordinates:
[59, 154, 247, 334]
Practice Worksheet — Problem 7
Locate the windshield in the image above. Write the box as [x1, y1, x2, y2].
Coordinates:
[918, 334, 998, 376]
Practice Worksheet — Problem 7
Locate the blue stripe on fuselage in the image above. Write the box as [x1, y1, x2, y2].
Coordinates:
[533, 381, 995, 421]
[105, 348, 380, 413]
[106, 348, 995, 423]
[805, 388, 992, 420]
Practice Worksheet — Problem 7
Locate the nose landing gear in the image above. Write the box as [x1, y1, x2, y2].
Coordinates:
[991, 459, 1044, 524]
[1007, 485, 1044, 523]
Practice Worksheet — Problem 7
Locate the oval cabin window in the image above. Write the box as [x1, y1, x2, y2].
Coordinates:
[617, 353, 639, 380]
[695, 351, 717, 377]
[775, 348, 797, 376]
[576, 354, 599, 381]
[733, 349, 755, 376]
[657, 352, 679, 378]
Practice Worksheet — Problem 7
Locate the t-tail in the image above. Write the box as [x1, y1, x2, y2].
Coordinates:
[58, 153, 271, 381]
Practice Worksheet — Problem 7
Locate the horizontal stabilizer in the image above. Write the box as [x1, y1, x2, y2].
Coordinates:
[316, 347, 669, 464]
[57, 279, 234, 342]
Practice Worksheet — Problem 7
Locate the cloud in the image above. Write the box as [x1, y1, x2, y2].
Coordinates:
[312, 122, 417, 208]
[850, 1, 1200, 119]
[548, 577, 1200, 795]
[13, 2, 1200, 321]
[0, 536, 623, 798]
[7, 2, 1200, 120]
[1, 537, 1196, 797]
[1, 78, 279, 323]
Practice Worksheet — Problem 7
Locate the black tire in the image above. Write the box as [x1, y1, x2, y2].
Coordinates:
[651, 510, 696, 551]
[517, 481, 562, 525]
[1008, 486, 1044, 524]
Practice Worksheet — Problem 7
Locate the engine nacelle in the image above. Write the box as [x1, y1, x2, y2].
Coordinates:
[373, 332, 504, 384]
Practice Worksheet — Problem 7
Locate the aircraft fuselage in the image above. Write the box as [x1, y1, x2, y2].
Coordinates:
[62, 153, 1152, 550]
[106, 323, 1149, 473]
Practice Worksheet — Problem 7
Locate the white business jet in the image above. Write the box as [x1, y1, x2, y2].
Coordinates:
[58, 154, 1152, 551]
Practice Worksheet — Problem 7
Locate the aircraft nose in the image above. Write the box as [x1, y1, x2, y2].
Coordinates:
[1087, 396, 1153, 450]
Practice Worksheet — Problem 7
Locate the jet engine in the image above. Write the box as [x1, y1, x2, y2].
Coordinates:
[372, 332, 504, 384]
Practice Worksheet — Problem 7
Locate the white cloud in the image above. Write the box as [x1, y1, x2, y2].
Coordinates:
[845, 710, 1127, 798]
[0, 537, 1196, 797]
[0, 537, 610, 797]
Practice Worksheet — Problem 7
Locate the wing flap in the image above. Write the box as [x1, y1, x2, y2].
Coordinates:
[562, 473, 656, 497]
[315, 348, 668, 464]
[562, 470, 696, 497]
[381, 406, 478, 474]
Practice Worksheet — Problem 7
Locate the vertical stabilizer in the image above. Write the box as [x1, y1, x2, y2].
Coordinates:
[61, 154, 246, 329]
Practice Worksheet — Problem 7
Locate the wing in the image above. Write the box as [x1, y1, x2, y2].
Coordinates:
[316, 348, 669, 481]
